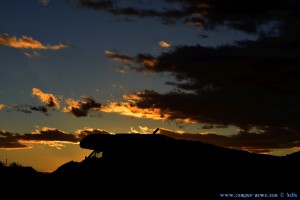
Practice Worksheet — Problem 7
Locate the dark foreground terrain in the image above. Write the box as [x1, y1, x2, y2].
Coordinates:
[1, 134, 300, 199]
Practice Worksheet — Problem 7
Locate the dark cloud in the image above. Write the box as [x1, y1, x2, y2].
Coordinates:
[0, 128, 78, 149]
[0, 127, 112, 149]
[106, 24, 300, 131]
[64, 97, 102, 117]
[10, 104, 49, 115]
[70, 0, 298, 34]
[159, 127, 300, 153]
[0, 131, 29, 149]
[20, 127, 78, 143]
[76, 128, 111, 140]
[94, 0, 300, 151]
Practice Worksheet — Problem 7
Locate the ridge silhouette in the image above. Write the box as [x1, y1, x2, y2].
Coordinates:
[2, 129, 300, 197]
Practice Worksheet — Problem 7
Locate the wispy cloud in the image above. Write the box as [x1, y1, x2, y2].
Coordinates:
[24, 51, 41, 58]
[0, 33, 67, 50]
[64, 97, 101, 117]
[104, 50, 133, 63]
[32, 88, 60, 109]
[9, 104, 48, 115]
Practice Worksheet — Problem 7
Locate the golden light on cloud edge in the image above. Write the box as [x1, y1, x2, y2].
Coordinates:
[159, 41, 171, 48]
[129, 126, 155, 134]
[0, 33, 67, 50]
[140, 57, 157, 68]
[32, 88, 60, 109]
[104, 50, 132, 63]
[64, 98, 82, 112]
[101, 93, 197, 123]
[101, 102, 169, 120]
[31, 126, 67, 134]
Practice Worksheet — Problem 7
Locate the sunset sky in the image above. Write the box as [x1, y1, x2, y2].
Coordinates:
[1, 0, 300, 172]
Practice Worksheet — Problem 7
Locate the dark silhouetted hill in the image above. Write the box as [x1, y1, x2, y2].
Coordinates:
[0, 165, 45, 178]
[2, 134, 300, 198]
[50, 133, 300, 194]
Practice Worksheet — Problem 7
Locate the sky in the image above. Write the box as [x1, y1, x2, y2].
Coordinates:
[1, 0, 300, 172]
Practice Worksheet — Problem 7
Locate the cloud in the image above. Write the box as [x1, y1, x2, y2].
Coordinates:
[0, 127, 112, 149]
[64, 97, 101, 117]
[24, 51, 41, 58]
[159, 127, 300, 154]
[129, 126, 155, 134]
[0, 131, 30, 149]
[104, 50, 133, 63]
[25, 127, 78, 142]
[39, 0, 50, 6]
[108, 31, 300, 131]
[99, 1, 300, 146]
[76, 128, 111, 140]
[0, 34, 67, 50]
[10, 104, 48, 115]
[159, 41, 171, 48]
[0, 127, 76, 150]
[70, 0, 298, 34]
[101, 93, 174, 121]
[0, 104, 5, 110]
[32, 88, 60, 109]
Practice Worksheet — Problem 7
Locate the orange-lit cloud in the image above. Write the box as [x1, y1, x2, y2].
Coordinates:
[159, 41, 171, 48]
[105, 50, 133, 63]
[101, 94, 170, 121]
[0, 33, 67, 50]
[76, 128, 111, 140]
[129, 126, 155, 134]
[0, 104, 5, 110]
[101, 92, 196, 123]
[136, 54, 157, 69]
[101, 101, 167, 120]
[32, 88, 60, 109]
[64, 97, 101, 117]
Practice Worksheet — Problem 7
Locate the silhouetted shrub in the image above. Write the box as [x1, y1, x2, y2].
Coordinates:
[9, 162, 23, 168]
